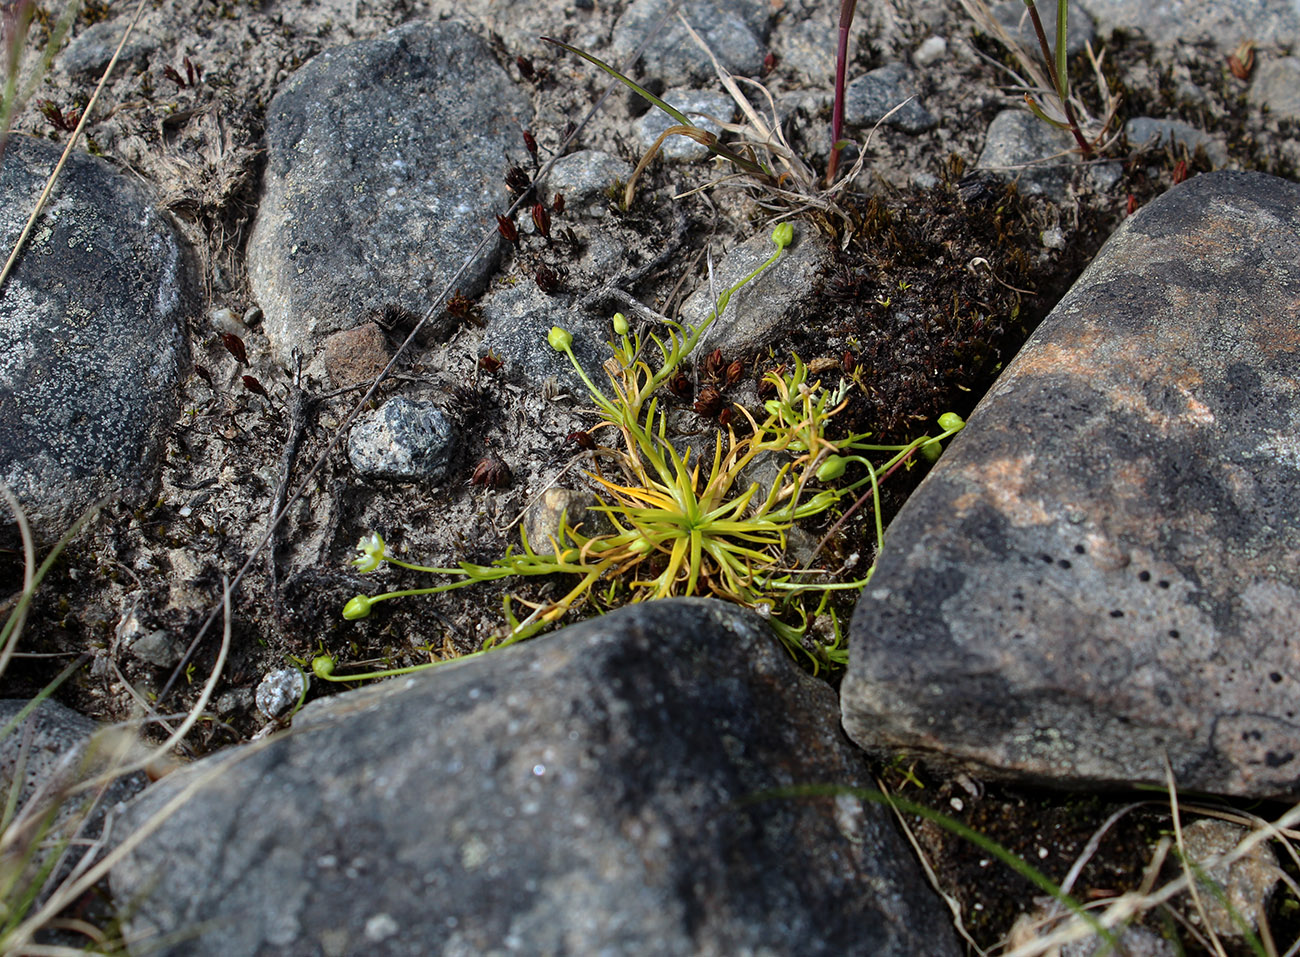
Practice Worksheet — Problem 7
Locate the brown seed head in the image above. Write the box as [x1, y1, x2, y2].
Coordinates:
[568, 430, 596, 451]
[479, 350, 504, 374]
[522, 129, 538, 156]
[220, 332, 248, 365]
[471, 455, 511, 488]
[725, 359, 744, 386]
[531, 201, 551, 239]
[694, 387, 723, 418]
[496, 214, 519, 244]
[505, 166, 531, 195]
[535, 265, 561, 294]
[552, 192, 565, 214]
[668, 371, 692, 400]
[704, 347, 725, 379]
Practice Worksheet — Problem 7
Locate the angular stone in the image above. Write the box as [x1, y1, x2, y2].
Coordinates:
[1250, 56, 1300, 121]
[0, 135, 194, 537]
[543, 149, 631, 211]
[247, 21, 529, 367]
[111, 600, 959, 957]
[843, 171, 1300, 798]
[1126, 116, 1227, 167]
[635, 88, 735, 161]
[612, 0, 770, 86]
[843, 64, 937, 135]
[347, 396, 455, 482]
[679, 221, 830, 358]
[976, 109, 1075, 201]
[990, 0, 1096, 57]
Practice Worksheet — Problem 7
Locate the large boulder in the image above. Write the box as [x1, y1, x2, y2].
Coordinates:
[843, 171, 1300, 798]
[112, 599, 959, 956]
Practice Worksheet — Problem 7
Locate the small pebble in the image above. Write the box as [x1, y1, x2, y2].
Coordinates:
[255, 668, 307, 718]
[913, 36, 947, 67]
[1041, 227, 1066, 250]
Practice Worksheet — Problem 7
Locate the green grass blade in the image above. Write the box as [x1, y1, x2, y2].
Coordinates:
[540, 37, 769, 178]
[1055, 0, 1070, 98]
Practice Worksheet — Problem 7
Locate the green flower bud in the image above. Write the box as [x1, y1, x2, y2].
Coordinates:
[937, 412, 965, 432]
[771, 222, 794, 250]
[547, 326, 573, 352]
[920, 440, 942, 463]
[312, 655, 336, 678]
[816, 454, 848, 481]
[342, 595, 373, 620]
[612, 313, 629, 336]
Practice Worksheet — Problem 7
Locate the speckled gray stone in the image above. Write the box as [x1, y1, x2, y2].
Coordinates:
[1081, 0, 1300, 49]
[679, 221, 830, 358]
[110, 599, 960, 957]
[1126, 116, 1228, 166]
[247, 21, 529, 366]
[976, 109, 1076, 201]
[842, 171, 1300, 799]
[635, 88, 735, 160]
[1250, 56, 1300, 121]
[254, 668, 307, 719]
[0, 134, 194, 538]
[843, 63, 937, 135]
[347, 396, 455, 482]
[612, 0, 770, 86]
[0, 699, 148, 898]
[543, 149, 632, 210]
[60, 18, 158, 77]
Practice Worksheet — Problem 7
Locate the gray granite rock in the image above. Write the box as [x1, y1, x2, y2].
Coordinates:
[110, 599, 960, 957]
[0, 699, 148, 897]
[477, 281, 608, 395]
[0, 134, 193, 538]
[60, 19, 158, 77]
[844, 63, 937, 135]
[247, 21, 528, 367]
[991, 0, 1097, 57]
[976, 109, 1076, 201]
[634, 88, 735, 160]
[1250, 56, 1300, 121]
[612, 0, 771, 86]
[543, 149, 632, 210]
[347, 396, 455, 482]
[1081, 0, 1300, 49]
[679, 221, 830, 358]
[843, 171, 1300, 798]
[1126, 116, 1228, 166]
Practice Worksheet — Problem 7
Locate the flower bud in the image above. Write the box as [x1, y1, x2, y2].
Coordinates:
[771, 222, 794, 249]
[816, 455, 848, 481]
[342, 595, 373, 620]
[920, 440, 942, 463]
[312, 655, 336, 678]
[612, 313, 629, 336]
[938, 412, 965, 432]
[547, 326, 573, 352]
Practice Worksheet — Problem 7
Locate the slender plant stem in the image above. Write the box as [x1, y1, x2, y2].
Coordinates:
[1023, 0, 1092, 157]
[826, 0, 858, 185]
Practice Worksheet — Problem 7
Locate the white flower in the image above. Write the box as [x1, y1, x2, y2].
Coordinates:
[351, 532, 387, 573]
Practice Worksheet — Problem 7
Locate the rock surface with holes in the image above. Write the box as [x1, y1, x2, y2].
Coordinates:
[110, 600, 960, 957]
[247, 20, 528, 368]
[0, 134, 194, 538]
[842, 171, 1300, 798]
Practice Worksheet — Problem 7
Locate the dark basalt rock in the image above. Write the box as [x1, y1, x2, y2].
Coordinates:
[111, 599, 959, 956]
[843, 170, 1300, 799]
